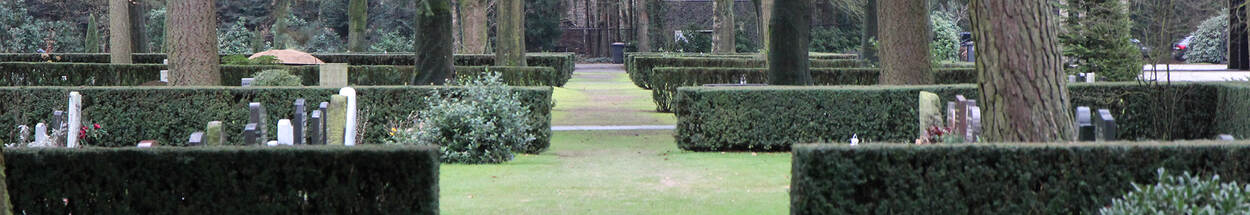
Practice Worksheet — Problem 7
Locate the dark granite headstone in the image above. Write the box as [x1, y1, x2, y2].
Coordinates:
[1095, 109, 1117, 141]
[310, 110, 324, 145]
[248, 102, 268, 142]
[319, 102, 328, 144]
[954, 95, 969, 138]
[188, 132, 204, 146]
[1076, 106, 1094, 141]
[293, 99, 307, 145]
[243, 123, 259, 145]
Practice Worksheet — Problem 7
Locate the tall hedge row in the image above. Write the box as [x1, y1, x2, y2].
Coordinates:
[674, 83, 1223, 151]
[792, 142, 1250, 214]
[648, 67, 976, 112]
[0, 86, 553, 153]
[626, 57, 867, 89]
[0, 62, 561, 87]
[5, 146, 439, 214]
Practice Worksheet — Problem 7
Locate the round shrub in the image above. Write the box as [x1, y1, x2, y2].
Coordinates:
[1101, 168, 1250, 214]
[1186, 11, 1228, 64]
[388, 73, 536, 164]
[930, 12, 961, 62]
[251, 69, 302, 86]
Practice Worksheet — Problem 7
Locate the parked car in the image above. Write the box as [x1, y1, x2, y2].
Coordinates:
[1130, 39, 1149, 59]
[1173, 36, 1192, 61]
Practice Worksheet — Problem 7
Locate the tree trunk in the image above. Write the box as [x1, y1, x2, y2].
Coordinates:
[129, 0, 148, 53]
[459, 0, 489, 54]
[760, 0, 773, 53]
[496, 0, 526, 66]
[0, 148, 10, 215]
[712, 0, 735, 53]
[413, 0, 456, 85]
[767, 0, 811, 85]
[971, 0, 1076, 142]
[272, 0, 292, 49]
[167, 0, 220, 86]
[877, 0, 931, 84]
[109, 0, 133, 63]
[86, 15, 101, 53]
[348, 0, 369, 52]
[860, 0, 878, 63]
[636, 0, 651, 52]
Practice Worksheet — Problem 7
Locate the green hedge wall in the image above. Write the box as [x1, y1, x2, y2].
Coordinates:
[791, 142, 1250, 214]
[649, 67, 976, 112]
[0, 62, 561, 87]
[5, 145, 439, 214]
[674, 83, 1222, 151]
[626, 57, 867, 89]
[0, 86, 553, 153]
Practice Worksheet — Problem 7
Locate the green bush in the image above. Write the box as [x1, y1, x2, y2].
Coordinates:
[250, 69, 303, 86]
[389, 73, 538, 162]
[0, 86, 553, 151]
[369, 30, 414, 52]
[1186, 11, 1229, 64]
[5, 145, 439, 214]
[674, 83, 1226, 151]
[1101, 168, 1250, 214]
[627, 57, 866, 89]
[649, 67, 975, 112]
[0, 62, 561, 87]
[218, 19, 254, 55]
[810, 27, 861, 54]
[791, 142, 1250, 214]
[1060, 0, 1143, 81]
[930, 12, 961, 62]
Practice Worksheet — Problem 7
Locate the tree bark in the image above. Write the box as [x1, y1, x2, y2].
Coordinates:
[860, 0, 878, 63]
[496, 0, 526, 66]
[877, 0, 931, 84]
[971, 0, 1076, 142]
[413, 0, 456, 85]
[348, 0, 369, 52]
[129, 0, 149, 53]
[459, 0, 489, 54]
[167, 0, 220, 86]
[636, 0, 651, 52]
[712, 0, 735, 53]
[760, 0, 773, 53]
[767, 0, 811, 85]
[109, 0, 133, 63]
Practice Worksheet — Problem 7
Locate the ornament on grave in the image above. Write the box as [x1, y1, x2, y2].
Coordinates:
[1076, 106, 1094, 141]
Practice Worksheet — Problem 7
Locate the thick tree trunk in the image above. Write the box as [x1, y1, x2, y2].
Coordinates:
[109, 0, 133, 64]
[413, 0, 456, 85]
[860, 0, 878, 63]
[877, 0, 931, 84]
[0, 148, 9, 214]
[129, 1, 148, 53]
[971, 0, 1076, 142]
[636, 0, 651, 52]
[760, 0, 773, 52]
[712, 0, 735, 53]
[459, 0, 489, 54]
[167, 0, 220, 86]
[272, 0, 292, 49]
[348, 0, 369, 52]
[496, 0, 526, 66]
[767, 0, 811, 85]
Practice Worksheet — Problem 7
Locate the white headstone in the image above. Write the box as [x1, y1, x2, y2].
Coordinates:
[266, 141, 279, 147]
[339, 87, 358, 146]
[67, 92, 82, 148]
[160, 70, 169, 82]
[277, 119, 294, 145]
[34, 123, 48, 145]
[1085, 73, 1096, 83]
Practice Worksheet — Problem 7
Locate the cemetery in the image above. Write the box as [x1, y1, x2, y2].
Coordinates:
[0, 0, 1248, 214]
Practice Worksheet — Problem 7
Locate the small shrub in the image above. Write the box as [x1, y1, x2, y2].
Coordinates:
[218, 19, 254, 55]
[387, 72, 536, 164]
[369, 30, 414, 52]
[1186, 11, 1229, 64]
[1101, 168, 1250, 214]
[250, 69, 302, 86]
[930, 12, 961, 62]
[809, 27, 860, 53]
[222, 55, 281, 65]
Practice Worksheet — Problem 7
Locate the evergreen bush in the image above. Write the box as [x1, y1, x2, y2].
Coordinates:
[1101, 168, 1250, 214]
[388, 73, 538, 163]
[930, 12, 961, 62]
[250, 69, 302, 86]
[1186, 11, 1229, 64]
[1060, 0, 1142, 81]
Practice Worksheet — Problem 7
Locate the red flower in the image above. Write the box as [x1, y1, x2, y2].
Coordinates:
[93, 123, 101, 129]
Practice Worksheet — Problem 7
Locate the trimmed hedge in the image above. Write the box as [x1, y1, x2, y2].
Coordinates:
[0, 62, 561, 87]
[674, 83, 1225, 151]
[0, 86, 553, 153]
[791, 142, 1250, 214]
[649, 67, 976, 112]
[626, 57, 867, 89]
[6, 145, 439, 214]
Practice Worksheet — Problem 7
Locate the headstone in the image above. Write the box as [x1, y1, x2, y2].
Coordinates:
[241, 78, 255, 87]
[953, 95, 969, 139]
[248, 102, 268, 142]
[1068, 75, 1077, 83]
[1085, 73, 1097, 83]
[67, 92, 82, 148]
[1076, 106, 1094, 141]
[319, 102, 329, 145]
[340, 87, 358, 146]
[266, 141, 279, 147]
[243, 123, 259, 145]
[1219, 134, 1236, 141]
[964, 100, 979, 142]
[293, 99, 307, 145]
[327, 95, 348, 145]
[16, 125, 30, 144]
[1095, 109, 1117, 141]
[160, 70, 169, 82]
[309, 110, 324, 145]
[34, 123, 48, 145]
[137, 140, 158, 148]
[946, 101, 957, 130]
[51, 110, 64, 129]
[918, 91, 942, 137]
[188, 132, 204, 146]
[319, 63, 349, 87]
[205, 121, 224, 146]
[277, 119, 294, 145]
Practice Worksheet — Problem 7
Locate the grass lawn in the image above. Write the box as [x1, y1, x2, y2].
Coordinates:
[551, 65, 676, 126]
[439, 130, 791, 214]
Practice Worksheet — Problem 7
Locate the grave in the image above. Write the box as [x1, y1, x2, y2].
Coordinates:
[277, 119, 294, 145]
[309, 110, 324, 145]
[67, 92, 82, 148]
[293, 99, 307, 145]
[1095, 109, 1117, 141]
[188, 132, 204, 146]
[243, 123, 259, 145]
[34, 123, 48, 145]
[137, 140, 158, 148]
[1076, 106, 1094, 141]
[953, 95, 969, 138]
[1219, 134, 1236, 141]
[340, 87, 358, 146]
[205, 121, 224, 146]
[248, 102, 268, 142]
[917, 91, 942, 137]
[241, 78, 255, 87]
[320, 63, 349, 87]
[327, 95, 348, 145]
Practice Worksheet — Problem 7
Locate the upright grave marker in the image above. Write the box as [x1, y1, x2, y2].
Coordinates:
[340, 87, 358, 146]
[293, 99, 307, 145]
[243, 123, 259, 145]
[320, 63, 349, 87]
[327, 95, 347, 145]
[1095, 109, 1117, 141]
[309, 110, 324, 145]
[918, 91, 942, 137]
[248, 102, 268, 142]
[277, 119, 294, 145]
[205, 121, 224, 146]
[1076, 106, 1094, 141]
[67, 92, 82, 148]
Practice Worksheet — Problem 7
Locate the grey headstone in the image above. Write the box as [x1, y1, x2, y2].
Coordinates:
[968, 106, 982, 142]
[17, 125, 30, 144]
[1068, 75, 1077, 83]
[241, 78, 255, 87]
[67, 92, 82, 148]
[319, 102, 328, 144]
[248, 102, 268, 142]
[188, 132, 205, 146]
[34, 123, 48, 145]
[1076, 107, 1094, 141]
[293, 99, 307, 145]
[319, 63, 349, 87]
[309, 110, 324, 145]
[954, 95, 969, 139]
[243, 123, 259, 145]
[946, 101, 957, 130]
[1219, 134, 1236, 141]
[918, 92, 942, 137]
[1095, 109, 1117, 141]
[51, 110, 64, 130]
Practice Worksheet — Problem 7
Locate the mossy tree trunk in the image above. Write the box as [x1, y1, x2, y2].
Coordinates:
[272, 0, 292, 49]
[0, 147, 9, 215]
[971, 0, 1075, 142]
[712, 0, 735, 53]
[413, 0, 455, 85]
[348, 0, 369, 52]
[766, 0, 811, 85]
[860, 0, 878, 63]
[86, 15, 101, 53]
[636, 0, 651, 52]
[496, 0, 526, 66]
[760, 0, 773, 53]
[167, 0, 220, 86]
[877, 0, 931, 84]
[109, 0, 133, 63]
[458, 0, 489, 54]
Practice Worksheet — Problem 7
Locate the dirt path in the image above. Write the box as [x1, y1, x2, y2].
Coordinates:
[550, 64, 676, 126]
